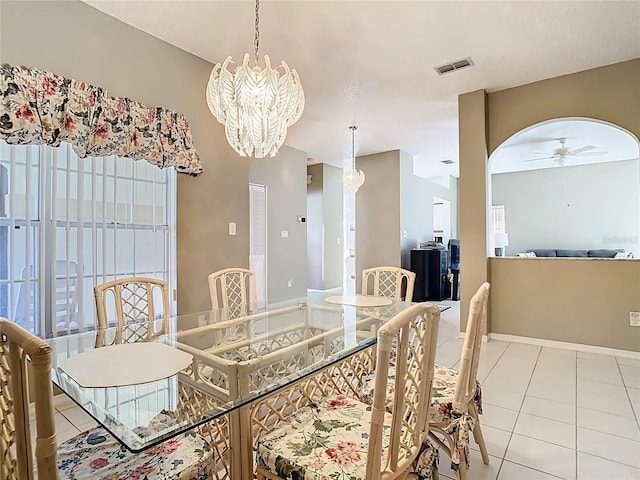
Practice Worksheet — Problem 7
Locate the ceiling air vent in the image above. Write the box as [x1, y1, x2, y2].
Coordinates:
[441, 159, 455, 165]
[434, 57, 475, 75]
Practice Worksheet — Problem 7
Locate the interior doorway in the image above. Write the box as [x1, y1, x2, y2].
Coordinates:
[433, 197, 451, 243]
[249, 183, 267, 308]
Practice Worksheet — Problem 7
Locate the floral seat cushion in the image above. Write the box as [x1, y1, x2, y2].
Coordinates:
[359, 364, 482, 471]
[256, 394, 438, 480]
[57, 427, 213, 480]
[359, 364, 482, 423]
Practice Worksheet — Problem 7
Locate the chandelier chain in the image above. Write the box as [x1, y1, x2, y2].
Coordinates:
[254, 0, 260, 64]
[350, 125, 358, 170]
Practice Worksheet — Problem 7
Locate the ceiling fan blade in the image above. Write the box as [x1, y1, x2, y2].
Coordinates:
[568, 145, 596, 155]
[523, 156, 555, 162]
[574, 151, 608, 156]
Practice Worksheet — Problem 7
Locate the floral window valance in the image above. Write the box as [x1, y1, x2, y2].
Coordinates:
[0, 64, 203, 176]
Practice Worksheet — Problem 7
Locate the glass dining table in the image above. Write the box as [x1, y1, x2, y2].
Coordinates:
[47, 293, 449, 480]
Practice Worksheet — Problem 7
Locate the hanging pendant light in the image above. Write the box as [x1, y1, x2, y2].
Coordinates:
[343, 125, 365, 194]
[206, 0, 305, 158]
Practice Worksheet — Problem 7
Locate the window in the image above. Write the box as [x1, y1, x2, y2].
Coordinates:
[0, 141, 176, 337]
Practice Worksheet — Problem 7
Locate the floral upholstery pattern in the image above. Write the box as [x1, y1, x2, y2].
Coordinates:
[359, 364, 482, 472]
[256, 394, 438, 480]
[57, 427, 213, 480]
[0, 64, 203, 176]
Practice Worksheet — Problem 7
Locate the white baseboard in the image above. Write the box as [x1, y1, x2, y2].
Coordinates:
[458, 332, 489, 343]
[488, 333, 640, 360]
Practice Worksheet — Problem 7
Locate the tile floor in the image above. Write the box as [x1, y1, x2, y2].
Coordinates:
[47, 299, 640, 479]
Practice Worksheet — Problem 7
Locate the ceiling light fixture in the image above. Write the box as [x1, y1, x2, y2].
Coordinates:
[206, 0, 305, 158]
[343, 125, 365, 194]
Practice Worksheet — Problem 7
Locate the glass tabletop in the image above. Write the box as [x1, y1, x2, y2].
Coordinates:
[48, 293, 449, 452]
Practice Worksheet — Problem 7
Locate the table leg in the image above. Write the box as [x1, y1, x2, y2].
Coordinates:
[228, 409, 243, 479]
[228, 406, 255, 480]
[240, 405, 254, 479]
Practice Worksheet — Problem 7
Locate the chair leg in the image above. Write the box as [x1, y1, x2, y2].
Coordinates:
[470, 403, 489, 465]
[456, 457, 469, 480]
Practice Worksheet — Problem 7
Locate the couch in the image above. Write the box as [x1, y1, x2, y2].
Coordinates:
[521, 248, 629, 258]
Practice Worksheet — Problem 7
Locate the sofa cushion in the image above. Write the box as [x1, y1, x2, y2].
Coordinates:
[528, 249, 556, 257]
[588, 249, 624, 258]
[556, 249, 588, 257]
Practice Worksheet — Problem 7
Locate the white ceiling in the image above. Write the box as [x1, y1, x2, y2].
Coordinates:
[84, 0, 640, 178]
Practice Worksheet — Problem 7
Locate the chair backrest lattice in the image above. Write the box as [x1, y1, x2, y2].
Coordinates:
[366, 303, 440, 477]
[208, 268, 257, 320]
[93, 277, 170, 345]
[0, 319, 58, 480]
[362, 266, 416, 301]
[452, 282, 490, 413]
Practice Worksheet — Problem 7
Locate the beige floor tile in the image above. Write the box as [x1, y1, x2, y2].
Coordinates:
[617, 357, 640, 368]
[498, 460, 565, 479]
[57, 426, 81, 443]
[527, 379, 576, 405]
[577, 452, 640, 479]
[577, 427, 640, 469]
[53, 394, 76, 411]
[521, 396, 575, 425]
[578, 356, 619, 371]
[620, 365, 640, 389]
[480, 404, 519, 432]
[627, 387, 640, 418]
[468, 424, 512, 459]
[578, 389, 636, 419]
[435, 338, 464, 368]
[482, 385, 526, 411]
[578, 377, 628, 400]
[438, 450, 501, 480]
[60, 405, 95, 428]
[514, 413, 575, 449]
[505, 434, 576, 479]
[577, 366, 624, 385]
[577, 407, 640, 441]
[54, 413, 75, 433]
[75, 419, 99, 433]
[578, 352, 617, 363]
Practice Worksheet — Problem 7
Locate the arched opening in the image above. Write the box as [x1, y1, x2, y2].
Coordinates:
[487, 117, 640, 258]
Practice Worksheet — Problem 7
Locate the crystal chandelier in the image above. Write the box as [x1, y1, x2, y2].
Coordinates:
[343, 125, 365, 194]
[206, 0, 305, 158]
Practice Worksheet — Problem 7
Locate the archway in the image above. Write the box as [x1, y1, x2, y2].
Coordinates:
[487, 117, 639, 258]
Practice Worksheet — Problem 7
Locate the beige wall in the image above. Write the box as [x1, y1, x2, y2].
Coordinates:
[250, 146, 308, 302]
[458, 90, 490, 331]
[491, 258, 640, 352]
[460, 59, 640, 351]
[356, 150, 402, 290]
[1, 0, 249, 314]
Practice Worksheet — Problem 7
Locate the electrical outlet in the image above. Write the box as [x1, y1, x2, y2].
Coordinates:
[630, 312, 640, 327]
[287, 278, 292, 288]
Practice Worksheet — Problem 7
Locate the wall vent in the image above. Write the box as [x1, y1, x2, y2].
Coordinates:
[441, 159, 455, 165]
[434, 57, 475, 75]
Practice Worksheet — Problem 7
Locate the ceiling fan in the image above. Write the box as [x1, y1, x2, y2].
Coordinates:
[523, 138, 607, 165]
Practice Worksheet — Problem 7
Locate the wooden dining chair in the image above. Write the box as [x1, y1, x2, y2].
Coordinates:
[361, 265, 416, 301]
[254, 302, 441, 480]
[93, 276, 170, 345]
[208, 268, 257, 319]
[357, 282, 491, 479]
[429, 282, 490, 479]
[0, 319, 213, 480]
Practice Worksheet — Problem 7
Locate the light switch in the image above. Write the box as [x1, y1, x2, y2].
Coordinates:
[229, 222, 236, 236]
[281, 230, 289, 238]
